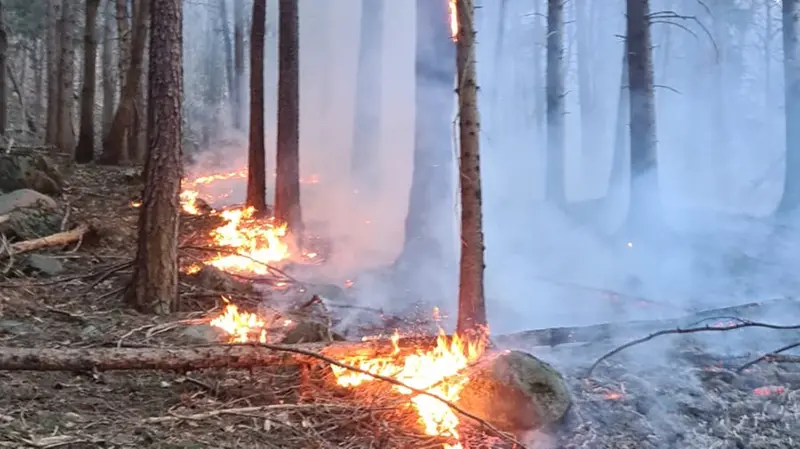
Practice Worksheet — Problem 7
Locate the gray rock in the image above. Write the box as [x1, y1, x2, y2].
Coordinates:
[24, 254, 65, 275]
[280, 321, 346, 344]
[0, 154, 63, 195]
[0, 205, 62, 240]
[0, 189, 57, 215]
[181, 324, 223, 344]
[456, 350, 572, 432]
[191, 265, 252, 293]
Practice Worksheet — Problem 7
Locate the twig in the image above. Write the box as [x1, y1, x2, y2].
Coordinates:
[144, 403, 352, 423]
[587, 320, 800, 376]
[737, 341, 800, 373]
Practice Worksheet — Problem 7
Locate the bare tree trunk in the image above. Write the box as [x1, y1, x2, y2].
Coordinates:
[610, 42, 629, 195]
[778, 0, 800, 215]
[350, 0, 384, 193]
[33, 39, 44, 127]
[545, 0, 566, 205]
[102, 0, 115, 136]
[625, 0, 659, 229]
[0, 1, 7, 138]
[220, 0, 236, 127]
[233, 0, 245, 129]
[100, 0, 149, 165]
[532, 0, 544, 133]
[455, 0, 487, 335]
[126, 0, 183, 314]
[75, 0, 102, 163]
[117, 0, 130, 88]
[45, 0, 62, 146]
[55, 0, 76, 153]
[576, 0, 594, 161]
[246, 0, 267, 213]
[274, 0, 302, 236]
[129, 0, 148, 163]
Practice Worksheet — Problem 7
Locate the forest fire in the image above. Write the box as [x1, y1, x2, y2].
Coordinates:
[210, 304, 487, 449]
[449, 0, 458, 41]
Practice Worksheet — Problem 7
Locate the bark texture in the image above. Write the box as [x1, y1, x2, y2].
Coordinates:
[55, 0, 76, 153]
[75, 0, 102, 163]
[274, 0, 303, 235]
[778, 0, 800, 215]
[126, 0, 183, 314]
[455, 0, 487, 335]
[0, 1, 6, 137]
[545, 0, 566, 205]
[350, 0, 385, 192]
[246, 0, 267, 213]
[233, 0, 245, 129]
[101, 0, 115, 136]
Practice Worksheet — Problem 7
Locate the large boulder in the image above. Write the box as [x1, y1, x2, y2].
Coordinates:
[0, 189, 62, 240]
[0, 154, 63, 195]
[456, 350, 571, 433]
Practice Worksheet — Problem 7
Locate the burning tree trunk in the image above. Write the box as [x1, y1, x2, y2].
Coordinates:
[545, 0, 566, 206]
[233, 0, 245, 129]
[454, 0, 487, 335]
[777, 0, 800, 216]
[395, 0, 457, 298]
[246, 0, 267, 213]
[100, 0, 149, 165]
[624, 0, 659, 232]
[274, 0, 303, 236]
[126, 0, 183, 314]
[350, 0, 384, 193]
[75, 0, 102, 164]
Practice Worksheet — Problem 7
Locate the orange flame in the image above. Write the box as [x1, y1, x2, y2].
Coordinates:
[449, 0, 458, 41]
[210, 300, 268, 343]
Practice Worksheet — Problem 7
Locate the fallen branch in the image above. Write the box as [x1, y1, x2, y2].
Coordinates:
[737, 341, 800, 373]
[586, 320, 800, 376]
[144, 403, 352, 423]
[8, 223, 93, 255]
[0, 341, 524, 448]
[495, 297, 800, 348]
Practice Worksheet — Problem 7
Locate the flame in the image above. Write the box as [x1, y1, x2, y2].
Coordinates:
[449, 0, 458, 41]
[332, 328, 486, 449]
[210, 300, 268, 343]
[207, 207, 290, 274]
[129, 200, 142, 208]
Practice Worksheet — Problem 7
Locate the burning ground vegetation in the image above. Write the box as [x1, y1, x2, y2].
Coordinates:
[0, 161, 798, 449]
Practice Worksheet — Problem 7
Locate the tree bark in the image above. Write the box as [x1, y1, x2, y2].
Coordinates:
[75, 0, 102, 163]
[778, 0, 800, 215]
[10, 223, 92, 255]
[220, 0, 236, 127]
[45, 0, 62, 146]
[100, 0, 147, 165]
[395, 0, 457, 297]
[233, 0, 245, 129]
[101, 0, 115, 137]
[545, 0, 566, 206]
[350, 0, 385, 193]
[625, 0, 659, 229]
[454, 0, 487, 335]
[55, 0, 76, 153]
[0, 1, 7, 138]
[274, 0, 303, 237]
[126, 0, 182, 315]
[246, 0, 267, 213]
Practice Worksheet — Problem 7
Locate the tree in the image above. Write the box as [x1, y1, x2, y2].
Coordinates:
[625, 0, 659, 231]
[233, 0, 245, 129]
[126, 0, 183, 314]
[274, 0, 303, 236]
[101, 0, 115, 137]
[454, 0, 487, 335]
[55, 0, 76, 152]
[0, 0, 7, 138]
[394, 0, 457, 300]
[246, 0, 267, 213]
[350, 0, 385, 193]
[75, 0, 102, 163]
[545, 0, 566, 206]
[777, 0, 800, 215]
[44, 0, 61, 146]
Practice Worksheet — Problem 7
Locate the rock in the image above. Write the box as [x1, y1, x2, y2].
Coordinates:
[456, 350, 571, 433]
[23, 254, 64, 276]
[181, 324, 223, 344]
[0, 154, 63, 195]
[191, 265, 252, 293]
[0, 189, 57, 215]
[280, 321, 346, 344]
[0, 205, 62, 240]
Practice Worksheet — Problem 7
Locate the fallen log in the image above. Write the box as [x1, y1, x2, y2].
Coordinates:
[493, 297, 800, 348]
[9, 223, 92, 255]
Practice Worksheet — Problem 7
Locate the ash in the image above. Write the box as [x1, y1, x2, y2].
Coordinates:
[505, 338, 800, 449]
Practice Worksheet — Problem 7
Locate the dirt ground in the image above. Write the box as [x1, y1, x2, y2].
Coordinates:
[0, 161, 799, 449]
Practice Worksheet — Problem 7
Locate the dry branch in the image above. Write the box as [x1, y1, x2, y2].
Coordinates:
[494, 297, 800, 348]
[8, 223, 93, 255]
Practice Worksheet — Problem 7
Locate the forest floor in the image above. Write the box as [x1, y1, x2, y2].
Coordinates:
[0, 159, 799, 449]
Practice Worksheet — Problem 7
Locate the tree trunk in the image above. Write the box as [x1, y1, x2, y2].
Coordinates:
[33, 39, 44, 127]
[625, 0, 659, 229]
[609, 41, 629, 195]
[778, 0, 800, 215]
[102, 0, 115, 137]
[0, 1, 7, 138]
[116, 0, 130, 88]
[75, 0, 102, 163]
[350, 0, 385, 193]
[545, 0, 566, 205]
[395, 0, 457, 300]
[576, 0, 593, 164]
[274, 0, 303, 237]
[100, 0, 149, 165]
[220, 0, 236, 127]
[246, 0, 267, 213]
[55, 0, 76, 153]
[45, 0, 62, 146]
[455, 0, 487, 335]
[532, 0, 544, 133]
[233, 0, 245, 129]
[126, 0, 183, 314]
